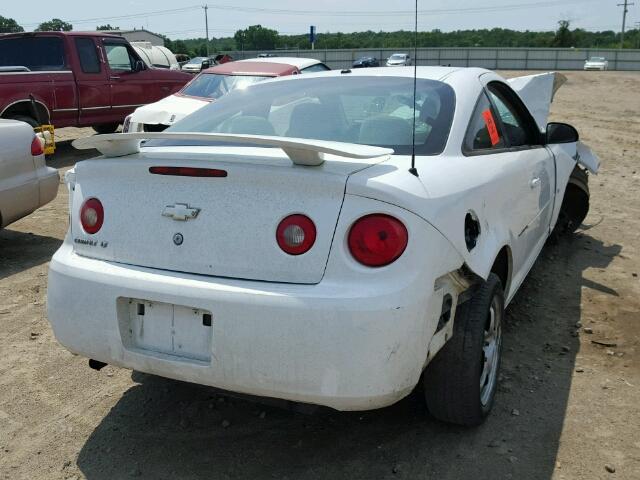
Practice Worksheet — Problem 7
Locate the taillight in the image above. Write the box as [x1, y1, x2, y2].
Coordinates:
[80, 198, 104, 234]
[348, 214, 408, 267]
[276, 214, 316, 255]
[31, 136, 44, 156]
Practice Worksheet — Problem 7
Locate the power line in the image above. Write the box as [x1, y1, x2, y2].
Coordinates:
[201, 0, 601, 17]
[19, 0, 601, 28]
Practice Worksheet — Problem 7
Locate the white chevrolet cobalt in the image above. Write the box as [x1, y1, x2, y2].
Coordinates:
[47, 67, 598, 426]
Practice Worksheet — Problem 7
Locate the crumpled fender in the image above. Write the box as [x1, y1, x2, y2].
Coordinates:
[576, 141, 600, 174]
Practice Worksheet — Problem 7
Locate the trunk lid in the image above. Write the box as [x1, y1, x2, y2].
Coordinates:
[70, 146, 385, 284]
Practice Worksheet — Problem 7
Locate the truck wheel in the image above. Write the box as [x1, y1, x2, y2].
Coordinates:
[9, 115, 39, 128]
[553, 166, 590, 236]
[423, 273, 504, 426]
[92, 123, 120, 134]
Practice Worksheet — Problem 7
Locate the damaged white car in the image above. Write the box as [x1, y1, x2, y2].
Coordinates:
[47, 67, 598, 426]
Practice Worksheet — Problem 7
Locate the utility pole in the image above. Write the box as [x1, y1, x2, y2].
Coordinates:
[203, 5, 209, 56]
[618, 0, 634, 48]
[636, 22, 640, 49]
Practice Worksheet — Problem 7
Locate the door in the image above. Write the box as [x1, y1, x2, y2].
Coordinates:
[102, 40, 150, 119]
[484, 81, 555, 275]
[72, 36, 113, 126]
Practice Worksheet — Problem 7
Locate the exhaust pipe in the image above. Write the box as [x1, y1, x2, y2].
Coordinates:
[89, 359, 107, 371]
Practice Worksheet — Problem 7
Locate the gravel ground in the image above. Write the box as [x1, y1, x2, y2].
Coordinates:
[0, 71, 639, 480]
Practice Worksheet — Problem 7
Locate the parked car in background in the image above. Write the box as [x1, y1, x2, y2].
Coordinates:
[258, 53, 279, 58]
[242, 56, 331, 73]
[584, 56, 608, 71]
[131, 42, 180, 70]
[0, 32, 191, 134]
[386, 53, 411, 67]
[181, 57, 214, 73]
[124, 60, 303, 132]
[0, 119, 58, 229]
[52, 67, 598, 427]
[352, 56, 380, 68]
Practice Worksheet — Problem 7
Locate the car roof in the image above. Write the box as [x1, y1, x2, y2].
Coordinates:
[239, 57, 322, 69]
[0, 31, 123, 39]
[204, 60, 299, 76]
[262, 66, 475, 83]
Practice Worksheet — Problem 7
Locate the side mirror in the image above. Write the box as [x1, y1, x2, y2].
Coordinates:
[546, 122, 579, 144]
[201, 60, 210, 69]
[134, 60, 145, 72]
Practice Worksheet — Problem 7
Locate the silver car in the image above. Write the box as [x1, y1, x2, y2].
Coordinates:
[0, 119, 58, 229]
[386, 53, 412, 67]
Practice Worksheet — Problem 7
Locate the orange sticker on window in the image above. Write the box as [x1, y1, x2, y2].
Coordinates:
[482, 109, 500, 146]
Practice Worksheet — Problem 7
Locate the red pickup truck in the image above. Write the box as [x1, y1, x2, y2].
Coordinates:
[0, 32, 191, 133]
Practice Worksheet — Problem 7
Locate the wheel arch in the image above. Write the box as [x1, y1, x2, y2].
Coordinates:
[490, 246, 512, 298]
[1, 99, 50, 124]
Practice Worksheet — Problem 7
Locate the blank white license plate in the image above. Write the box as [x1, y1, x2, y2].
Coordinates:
[125, 299, 212, 362]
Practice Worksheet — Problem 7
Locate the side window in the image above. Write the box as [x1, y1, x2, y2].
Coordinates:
[464, 92, 506, 152]
[301, 63, 330, 73]
[487, 83, 539, 147]
[75, 38, 101, 74]
[104, 43, 135, 72]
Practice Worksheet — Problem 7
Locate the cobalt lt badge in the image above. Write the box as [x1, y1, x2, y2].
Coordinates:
[173, 233, 184, 246]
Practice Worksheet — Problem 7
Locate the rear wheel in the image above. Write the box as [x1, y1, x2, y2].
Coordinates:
[423, 273, 504, 426]
[92, 123, 120, 134]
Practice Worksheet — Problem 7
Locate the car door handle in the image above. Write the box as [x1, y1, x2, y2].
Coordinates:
[530, 177, 541, 188]
[110, 76, 120, 80]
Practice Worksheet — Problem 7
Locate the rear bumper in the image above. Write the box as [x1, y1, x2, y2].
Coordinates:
[38, 166, 59, 207]
[47, 197, 464, 410]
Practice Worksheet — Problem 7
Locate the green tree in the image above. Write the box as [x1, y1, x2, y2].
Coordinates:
[173, 40, 189, 55]
[36, 18, 73, 32]
[197, 43, 208, 56]
[234, 25, 278, 50]
[96, 24, 118, 31]
[552, 20, 574, 47]
[0, 15, 24, 33]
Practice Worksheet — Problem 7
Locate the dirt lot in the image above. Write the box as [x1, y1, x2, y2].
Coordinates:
[1, 71, 639, 480]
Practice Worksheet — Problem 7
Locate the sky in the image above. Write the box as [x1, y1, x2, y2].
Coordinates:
[4, 0, 635, 39]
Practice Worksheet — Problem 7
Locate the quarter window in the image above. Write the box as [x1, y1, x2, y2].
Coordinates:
[75, 38, 100, 74]
[464, 93, 506, 152]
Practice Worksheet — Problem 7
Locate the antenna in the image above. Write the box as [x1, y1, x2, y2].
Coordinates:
[409, 0, 419, 177]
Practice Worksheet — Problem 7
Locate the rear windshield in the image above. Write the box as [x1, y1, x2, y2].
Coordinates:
[187, 57, 206, 64]
[165, 75, 455, 156]
[589, 57, 605, 62]
[0, 36, 66, 71]
[390, 54, 406, 60]
[181, 73, 269, 99]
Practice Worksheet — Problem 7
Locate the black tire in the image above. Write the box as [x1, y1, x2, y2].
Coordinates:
[92, 123, 120, 134]
[553, 166, 590, 236]
[9, 115, 39, 128]
[423, 273, 504, 426]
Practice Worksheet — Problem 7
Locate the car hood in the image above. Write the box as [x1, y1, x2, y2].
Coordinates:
[130, 94, 209, 125]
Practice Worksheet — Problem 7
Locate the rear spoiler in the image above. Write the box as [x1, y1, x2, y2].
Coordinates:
[507, 72, 567, 130]
[72, 132, 394, 166]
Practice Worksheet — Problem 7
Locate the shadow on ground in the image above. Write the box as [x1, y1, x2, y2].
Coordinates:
[47, 140, 98, 170]
[0, 229, 62, 280]
[76, 232, 621, 480]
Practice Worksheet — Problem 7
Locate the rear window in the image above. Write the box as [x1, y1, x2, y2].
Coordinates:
[0, 36, 66, 71]
[181, 74, 269, 100]
[165, 76, 456, 156]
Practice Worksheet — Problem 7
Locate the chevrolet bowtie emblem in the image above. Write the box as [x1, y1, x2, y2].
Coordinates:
[162, 203, 201, 221]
